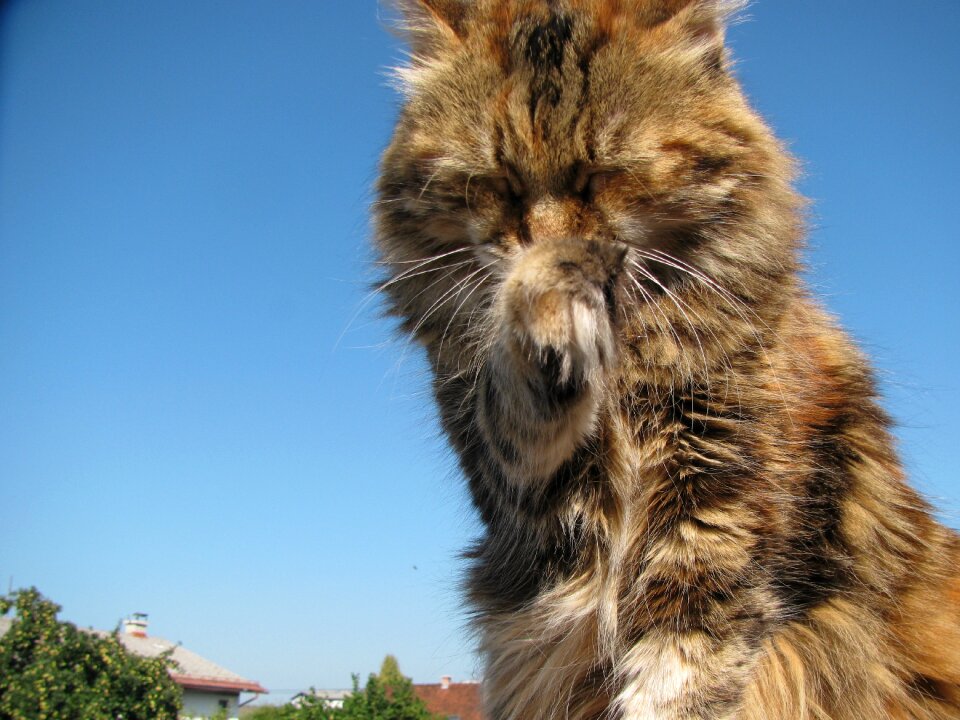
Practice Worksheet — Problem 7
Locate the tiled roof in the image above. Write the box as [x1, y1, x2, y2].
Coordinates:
[414, 681, 485, 720]
[0, 616, 265, 694]
[101, 630, 267, 694]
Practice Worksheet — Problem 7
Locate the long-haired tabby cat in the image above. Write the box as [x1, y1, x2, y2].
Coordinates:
[373, 1, 960, 717]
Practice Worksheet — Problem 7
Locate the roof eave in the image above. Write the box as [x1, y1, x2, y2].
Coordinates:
[170, 673, 267, 694]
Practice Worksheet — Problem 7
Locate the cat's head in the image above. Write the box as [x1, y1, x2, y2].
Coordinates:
[375, 0, 802, 379]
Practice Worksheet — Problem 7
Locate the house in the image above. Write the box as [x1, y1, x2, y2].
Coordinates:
[112, 614, 267, 720]
[413, 676, 485, 720]
[0, 612, 267, 720]
[291, 687, 352, 709]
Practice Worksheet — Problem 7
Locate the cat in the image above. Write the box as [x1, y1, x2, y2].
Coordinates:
[373, 1, 960, 718]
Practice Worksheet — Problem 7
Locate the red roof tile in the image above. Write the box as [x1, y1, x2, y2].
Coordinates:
[414, 682, 485, 720]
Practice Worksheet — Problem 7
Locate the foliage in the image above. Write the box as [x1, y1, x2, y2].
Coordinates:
[377, 655, 404, 690]
[337, 672, 442, 720]
[0, 587, 182, 720]
[241, 690, 340, 720]
[242, 705, 300, 720]
[243, 656, 442, 720]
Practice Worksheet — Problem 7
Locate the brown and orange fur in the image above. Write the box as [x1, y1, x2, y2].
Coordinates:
[373, 1, 960, 718]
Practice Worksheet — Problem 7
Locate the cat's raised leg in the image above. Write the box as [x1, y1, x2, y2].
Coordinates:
[477, 238, 624, 483]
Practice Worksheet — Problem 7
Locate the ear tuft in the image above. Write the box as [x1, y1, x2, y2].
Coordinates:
[392, 0, 469, 57]
[650, 0, 745, 47]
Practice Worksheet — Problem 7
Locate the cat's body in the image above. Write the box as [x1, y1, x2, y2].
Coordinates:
[373, 1, 960, 718]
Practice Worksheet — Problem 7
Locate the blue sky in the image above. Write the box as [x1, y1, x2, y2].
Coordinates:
[1, 0, 958, 702]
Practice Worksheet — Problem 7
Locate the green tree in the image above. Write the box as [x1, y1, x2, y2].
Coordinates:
[377, 655, 404, 690]
[0, 587, 182, 720]
[245, 656, 441, 720]
[337, 672, 442, 720]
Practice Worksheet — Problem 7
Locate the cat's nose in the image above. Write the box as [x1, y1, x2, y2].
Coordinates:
[525, 197, 578, 244]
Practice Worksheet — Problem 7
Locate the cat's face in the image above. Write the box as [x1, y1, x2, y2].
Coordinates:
[376, 0, 801, 377]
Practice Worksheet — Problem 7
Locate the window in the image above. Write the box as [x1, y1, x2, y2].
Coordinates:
[218, 699, 229, 709]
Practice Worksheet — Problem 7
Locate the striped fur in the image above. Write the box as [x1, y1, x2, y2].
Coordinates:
[373, 1, 960, 718]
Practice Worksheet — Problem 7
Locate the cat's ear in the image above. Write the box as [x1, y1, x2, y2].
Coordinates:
[393, 0, 469, 57]
[666, 0, 739, 43]
[651, 0, 744, 68]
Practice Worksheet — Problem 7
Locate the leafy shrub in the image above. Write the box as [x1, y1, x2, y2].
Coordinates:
[0, 588, 182, 720]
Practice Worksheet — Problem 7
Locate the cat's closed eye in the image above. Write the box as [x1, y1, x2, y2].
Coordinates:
[575, 167, 626, 201]
[489, 168, 526, 204]
[487, 164, 627, 205]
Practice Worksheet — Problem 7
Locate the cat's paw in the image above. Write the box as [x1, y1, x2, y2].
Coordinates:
[499, 239, 625, 403]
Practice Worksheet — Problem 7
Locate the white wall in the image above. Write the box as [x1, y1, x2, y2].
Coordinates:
[180, 689, 239, 720]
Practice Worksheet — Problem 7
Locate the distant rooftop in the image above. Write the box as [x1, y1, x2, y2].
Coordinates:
[414, 677, 484, 720]
[302, 689, 352, 701]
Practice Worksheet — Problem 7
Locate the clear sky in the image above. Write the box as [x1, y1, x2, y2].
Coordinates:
[1, 0, 958, 703]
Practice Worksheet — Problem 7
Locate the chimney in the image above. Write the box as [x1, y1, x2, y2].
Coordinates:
[440, 676, 452, 690]
[123, 613, 148, 638]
